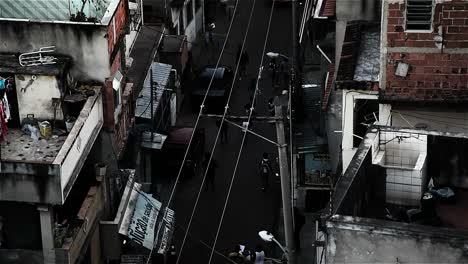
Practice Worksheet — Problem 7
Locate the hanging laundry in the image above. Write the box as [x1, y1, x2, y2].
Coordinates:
[0, 103, 7, 142]
[1, 95, 10, 121]
[0, 77, 6, 90]
[0, 76, 11, 100]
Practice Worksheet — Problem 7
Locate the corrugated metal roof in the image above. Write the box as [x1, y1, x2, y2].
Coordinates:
[135, 62, 173, 120]
[0, 0, 111, 22]
[353, 30, 380, 82]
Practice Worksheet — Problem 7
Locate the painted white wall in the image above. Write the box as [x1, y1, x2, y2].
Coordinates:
[341, 91, 378, 171]
[378, 104, 392, 126]
[15, 74, 64, 123]
[59, 95, 103, 202]
[184, 6, 197, 50]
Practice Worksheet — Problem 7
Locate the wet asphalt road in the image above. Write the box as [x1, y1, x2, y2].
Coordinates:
[172, 1, 293, 263]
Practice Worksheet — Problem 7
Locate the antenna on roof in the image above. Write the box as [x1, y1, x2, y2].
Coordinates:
[19, 46, 57, 67]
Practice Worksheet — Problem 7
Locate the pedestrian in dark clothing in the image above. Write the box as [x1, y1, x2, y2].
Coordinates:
[235, 44, 242, 66]
[268, 98, 275, 116]
[244, 103, 256, 116]
[216, 120, 228, 143]
[258, 152, 273, 191]
[294, 207, 306, 251]
[269, 57, 278, 86]
[228, 244, 246, 263]
[248, 78, 257, 91]
[239, 50, 249, 79]
[203, 152, 218, 191]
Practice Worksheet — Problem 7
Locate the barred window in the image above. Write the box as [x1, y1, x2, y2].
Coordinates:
[405, 0, 434, 31]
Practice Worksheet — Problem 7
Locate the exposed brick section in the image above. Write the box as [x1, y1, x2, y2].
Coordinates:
[114, 83, 134, 159]
[102, 79, 116, 131]
[383, 52, 468, 101]
[386, 1, 468, 49]
[107, 0, 128, 74]
[383, 0, 468, 102]
[320, 0, 336, 17]
[107, 0, 128, 55]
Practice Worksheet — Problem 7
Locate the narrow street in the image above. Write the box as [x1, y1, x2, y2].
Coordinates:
[172, 0, 293, 262]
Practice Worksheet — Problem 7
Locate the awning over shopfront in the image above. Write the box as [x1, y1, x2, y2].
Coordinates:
[118, 182, 175, 253]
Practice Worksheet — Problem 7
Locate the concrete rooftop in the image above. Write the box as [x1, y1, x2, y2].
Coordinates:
[1, 129, 67, 163]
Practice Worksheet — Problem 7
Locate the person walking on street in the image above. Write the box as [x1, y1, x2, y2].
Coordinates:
[239, 49, 249, 79]
[268, 98, 275, 117]
[246, 245, 265, 264]
[216, 120, 228, 143]
[236, 44, 242, 66]
[203, 152, 218, 191]
[258, 152, 272, 191]
[269, 57, 278, 87]
[228, 244, 246, 263]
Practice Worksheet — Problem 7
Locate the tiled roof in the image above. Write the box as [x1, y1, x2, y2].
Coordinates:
[0, 0, 111, 22]
[320, 0, 336, 17]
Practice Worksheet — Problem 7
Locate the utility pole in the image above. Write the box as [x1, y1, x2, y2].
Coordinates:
[200, 95, 296, 263]
[275, 99, 295, 264]
[291, 0, 299, 72]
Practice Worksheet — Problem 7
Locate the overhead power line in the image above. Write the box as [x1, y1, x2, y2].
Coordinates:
[144, 0, 242, 262]
[208, 0, 277, 262]
[176, 0, 259, 262]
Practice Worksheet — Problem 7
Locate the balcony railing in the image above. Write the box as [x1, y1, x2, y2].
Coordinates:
[55, 184, 104, 264]
[0, 89, 103, 205]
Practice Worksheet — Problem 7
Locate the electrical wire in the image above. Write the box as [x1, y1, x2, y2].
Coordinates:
[289, 0, 295, 221]
[177, 1, 258, 262]
[142, 1, 243, 263]
[207, 1, 277, 262]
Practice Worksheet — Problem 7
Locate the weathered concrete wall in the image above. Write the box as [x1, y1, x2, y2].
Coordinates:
[326, 216, 468, 263]
[15, 74, 64, 124]
[0, 163, 62, 204]
[0, 21, 110, 81]
[336, 0, 381, 21]
[0, 202, 42, 250]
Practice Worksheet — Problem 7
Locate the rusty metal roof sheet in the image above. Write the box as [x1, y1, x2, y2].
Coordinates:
[320, 0, 336, 17]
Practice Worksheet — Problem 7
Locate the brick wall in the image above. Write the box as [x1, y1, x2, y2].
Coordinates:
[384, 52, 468, 101]
[387, 0, 468, 48]
[107, 0, 128, 75]
[102, 79, 116, 130]
[383, 0, 468, 102]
